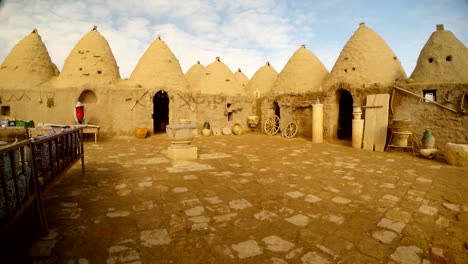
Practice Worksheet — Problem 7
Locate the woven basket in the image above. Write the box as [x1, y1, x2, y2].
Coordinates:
[135, 128, 148, 139]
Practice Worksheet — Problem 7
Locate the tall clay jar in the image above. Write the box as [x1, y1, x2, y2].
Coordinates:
[421, 130, 435, 149]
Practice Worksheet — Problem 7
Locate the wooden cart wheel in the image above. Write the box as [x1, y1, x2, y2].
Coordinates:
[282, 122, 298, 138]
[264, 115, 280, 135]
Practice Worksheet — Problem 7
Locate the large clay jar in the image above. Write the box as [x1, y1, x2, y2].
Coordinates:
[201, 128, 211, 136]
[421, 130, 435, 149]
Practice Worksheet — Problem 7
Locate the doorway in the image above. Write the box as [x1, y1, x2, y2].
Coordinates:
[153, 90, 169, 133]
[337, 89, 353, 139]
[274, 102, 280, 118]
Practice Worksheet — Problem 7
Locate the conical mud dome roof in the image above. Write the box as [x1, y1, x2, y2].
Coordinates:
[245, 62, 278, 98]
[410, 24, 468, 83]
[195, 57, 244, 96]
[130, 36, 189, 91]
[58, 26, 120, 86]
[324, 22, 407, 88]
[0, 29, 58, 89]
[273, 45, 328, 94]
[185, 61, 206, 92]
[234, 68, 249, 88]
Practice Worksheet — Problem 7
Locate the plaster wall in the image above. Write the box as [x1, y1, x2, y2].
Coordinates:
[393, 83, 468, 154]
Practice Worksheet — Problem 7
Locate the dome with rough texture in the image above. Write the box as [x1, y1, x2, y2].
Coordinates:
[324, 22, 407, 88]
[195, 57, 243, 96]
[234, 68, 249, 88]
[273, 45, 328, 94]
[410, 25, 468, 83]
[57, 26, 120, 86]
[245, 62, 278, 98]
[0, 29, 58, 89]
[130, 36, 189, 91]
[185, 61, 206, 92]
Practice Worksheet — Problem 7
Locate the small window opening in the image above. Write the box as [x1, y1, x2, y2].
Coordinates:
[228, 112, 233, 121]
[79, 67, 82, 71]
[423, 89, 437, 102]
[344, 69, 348, 73]
[1, 106, 10, 116]
[225, 79, 230, 82]
[352, 67, 356, 71]
[393, 56, 397, 60]
[97, 70, 102, 74]
[428, 57, 434, 63]
[446, 56, 452, 62]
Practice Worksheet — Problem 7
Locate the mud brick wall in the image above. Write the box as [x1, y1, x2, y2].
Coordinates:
[393, 83, 468, 154]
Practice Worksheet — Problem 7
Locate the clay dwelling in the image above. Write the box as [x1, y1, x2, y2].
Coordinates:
[192, 57, 251, 131]
[409, 24, 468, 84]
[0, 29, 58, 90]
[322, 22, 407, 141]
[129, 35, 189, 92]
[244, 62, 278, 124]
[392, 24, 468, 153]
[233, 68, 249, 88]
[244, 62, 278, 100]
[185, 61, 206, 94]
[261, 45, 329, 138]
[55, 26, 121, 87]
[120, 35, 191, 134]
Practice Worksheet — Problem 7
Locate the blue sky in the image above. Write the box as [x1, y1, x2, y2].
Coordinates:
[0, 0, 466, 78]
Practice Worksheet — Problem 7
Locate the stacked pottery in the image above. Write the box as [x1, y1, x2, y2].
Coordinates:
[419, 129, 437, 159]
[391, 120, 412, 147]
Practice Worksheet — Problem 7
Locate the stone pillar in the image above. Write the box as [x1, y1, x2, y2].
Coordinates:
[312, 103, 323, 143]
[352, 119, 364, 148]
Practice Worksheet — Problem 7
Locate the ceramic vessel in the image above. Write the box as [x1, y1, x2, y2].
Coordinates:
[419, 148, 437, 159]
[422, 130, 435, 149]
[202, 128, 211, 136]
[232, 123, 244, 135]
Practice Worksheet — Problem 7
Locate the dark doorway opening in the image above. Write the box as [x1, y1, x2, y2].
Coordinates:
[274, 102, 280, 118]
[338, 89, 353, 139]
[153, 90, 169, 134]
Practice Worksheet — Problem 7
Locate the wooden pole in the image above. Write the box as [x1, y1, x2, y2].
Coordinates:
[393, 86, 457, 113]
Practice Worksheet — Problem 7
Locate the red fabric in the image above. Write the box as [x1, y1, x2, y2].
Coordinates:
[76, 106, 84, 120]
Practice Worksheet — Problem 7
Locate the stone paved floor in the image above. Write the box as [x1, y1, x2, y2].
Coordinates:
[27, 134, 468, 263]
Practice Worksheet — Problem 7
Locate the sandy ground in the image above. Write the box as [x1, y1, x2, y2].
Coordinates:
[23, 134, 468, 263]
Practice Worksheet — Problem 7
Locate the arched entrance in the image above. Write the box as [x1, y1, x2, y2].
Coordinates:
[274, 102, 280, 118]
[153, 90, 169, 133]
[337, 89, 353, 139]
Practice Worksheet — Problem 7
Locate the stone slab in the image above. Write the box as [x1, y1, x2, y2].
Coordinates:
[168, 146, 198, 161]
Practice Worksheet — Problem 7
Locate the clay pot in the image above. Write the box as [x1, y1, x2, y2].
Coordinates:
[421, 130, 435, 149]
[135, 128, 148, 139]
[419, 148, 437, 159]
[391, 119, 412, 147]
[392, 132, 411, 147]
[201, 128, 211, 136]
[232, 123, 244, 135]
[222, 127, 232, 135]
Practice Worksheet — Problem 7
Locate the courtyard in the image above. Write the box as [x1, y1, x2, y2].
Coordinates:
[25, 134, 468, 263]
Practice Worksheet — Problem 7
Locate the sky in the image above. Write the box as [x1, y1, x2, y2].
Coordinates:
[0, 0, 467, 79]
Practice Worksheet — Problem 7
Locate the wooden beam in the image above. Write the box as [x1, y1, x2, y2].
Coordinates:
[393, 86, 458, 113]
